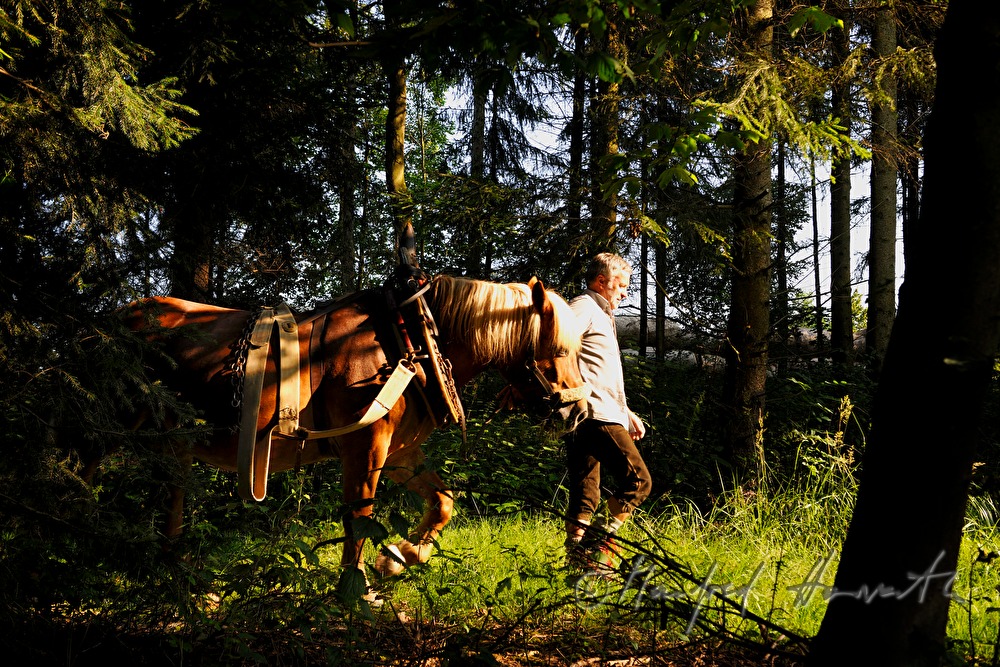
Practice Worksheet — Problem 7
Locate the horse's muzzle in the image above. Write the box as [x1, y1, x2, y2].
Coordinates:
[554, 390, 589, 433]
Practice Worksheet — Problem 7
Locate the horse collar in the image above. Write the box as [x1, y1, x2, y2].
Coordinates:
[384, 279, 467, 437]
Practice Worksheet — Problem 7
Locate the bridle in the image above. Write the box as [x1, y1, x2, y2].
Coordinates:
[527, 339, 590, 407]
[499, 337, 590, 415]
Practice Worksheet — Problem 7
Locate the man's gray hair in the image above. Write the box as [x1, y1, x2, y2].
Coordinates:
[585, 252, 632, 285]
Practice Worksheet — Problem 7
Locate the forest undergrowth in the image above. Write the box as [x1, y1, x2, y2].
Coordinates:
[7, 473, 999, 666]
[4, 360, 1000, 665]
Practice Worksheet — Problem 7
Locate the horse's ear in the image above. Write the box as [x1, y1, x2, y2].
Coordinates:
[528, 276, 547, 314]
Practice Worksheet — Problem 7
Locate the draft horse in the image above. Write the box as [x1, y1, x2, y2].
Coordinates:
[119, 275, 587, 579]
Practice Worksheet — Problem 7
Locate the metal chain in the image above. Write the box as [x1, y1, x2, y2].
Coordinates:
[229, 308, 263, 416]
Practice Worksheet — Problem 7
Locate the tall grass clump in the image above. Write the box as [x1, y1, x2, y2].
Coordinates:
[949, 493, 1000, 663]
[599, 424, 860, 645]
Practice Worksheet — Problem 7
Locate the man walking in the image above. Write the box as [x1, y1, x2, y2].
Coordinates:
[564, 252, 652, 574]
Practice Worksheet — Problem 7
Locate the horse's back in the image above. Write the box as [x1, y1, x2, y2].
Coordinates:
[123, 296, 243, 335]
[120, 292, 385, 428]
[120, 296, 252, 421]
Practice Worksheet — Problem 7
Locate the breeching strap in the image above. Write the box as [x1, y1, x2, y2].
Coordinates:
[237, 304, 300, 502]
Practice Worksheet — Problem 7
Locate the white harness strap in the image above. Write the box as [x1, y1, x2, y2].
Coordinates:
[296, 359, 415, 440]
[274, 306, 301, 437]
[237, 304, 299, 502]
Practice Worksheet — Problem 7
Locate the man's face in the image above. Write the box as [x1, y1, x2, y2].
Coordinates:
[592, 269, 630, 310]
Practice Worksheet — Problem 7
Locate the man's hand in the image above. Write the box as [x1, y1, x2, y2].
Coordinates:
[628, 410, 646, 441]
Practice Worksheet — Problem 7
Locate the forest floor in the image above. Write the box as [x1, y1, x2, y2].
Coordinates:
[10, 610, 809, 667]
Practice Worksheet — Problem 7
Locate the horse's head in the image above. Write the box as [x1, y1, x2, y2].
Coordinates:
[496, 277, 589, 432]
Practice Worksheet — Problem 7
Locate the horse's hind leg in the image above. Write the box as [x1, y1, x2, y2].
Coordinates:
[164, 446, 194, 540]
[374, 446, 454, 577]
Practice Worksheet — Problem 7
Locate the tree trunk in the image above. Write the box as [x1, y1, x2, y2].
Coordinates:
[382, 1, 410, 242]
[722, 0, 773, 488]
[899, 86, 922, 265]
[336, 31, 361, 292]
[465, 62, 488, 277]
[385, 57, 409, 238]
[588, 11, 622, 251]
[829, 152, 853, 366]
[338, 140, 359, 291]
[640, 232, 649, 356]
[810, 154, 823, 353]
[471, 66, 487, 180]
[865, 0, 898, 376]
[774, 141, 789, 374]
[811, 4, 1000, 665]
[655, 240, 666, 361]
[638, 130, 653, 358]
[563, 29, 588, 286]
[829, 5, 854, 368]
[167, 213, 214, 301]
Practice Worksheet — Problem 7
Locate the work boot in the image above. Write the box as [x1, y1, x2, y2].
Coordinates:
[565, 520, 619, 579]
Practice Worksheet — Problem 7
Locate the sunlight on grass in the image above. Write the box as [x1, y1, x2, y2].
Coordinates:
[950, 494, 1000, 663]
[286, 423, 1000, 664]
[366, 515, 572, 623]
[336, 480, 1000, 659]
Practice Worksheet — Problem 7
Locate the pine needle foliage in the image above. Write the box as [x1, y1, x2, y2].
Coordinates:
[1, 0, 197, 151]
[0, 0, 205, 622]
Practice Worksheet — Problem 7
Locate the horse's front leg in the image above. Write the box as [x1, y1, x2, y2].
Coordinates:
[338, 429, 391, 576]
[374, 445, 454, 577]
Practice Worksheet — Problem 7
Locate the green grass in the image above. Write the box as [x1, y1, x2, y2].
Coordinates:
[11, 409, 999, 665]
[325, 478, 1000, 663]
[951, 493, 1000, 664]
[11, 469, 1000, 665]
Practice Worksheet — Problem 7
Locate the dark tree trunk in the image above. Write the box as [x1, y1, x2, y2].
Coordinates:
[655, 240, 666, 361]
[899, 84, 923, 268]
[464, 61, 488, 278]
[865, 0, 898, 376]
[588, 10, 622, 252]
[336, 37, 361, 292]
[722, 0, 773, 487]
[639, 232, 649, 356]
[810, 156, 823, 352]
[563, 30, 588, 286]
[811, 4, 1000, 665]
[338, 127, 360, 292]
[382, 1, 410, 242]
[774, 142, 789, 374]
[167, 214, 214, 301]
[829, 5, 854, 368]
[470, 65, 487, 181]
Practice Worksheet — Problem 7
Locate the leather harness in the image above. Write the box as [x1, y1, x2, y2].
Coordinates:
[235, 279, 463, 502]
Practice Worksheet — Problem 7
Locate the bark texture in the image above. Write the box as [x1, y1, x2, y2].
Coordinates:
[722, 0, 774, 486]
[865, 0, 899, 374]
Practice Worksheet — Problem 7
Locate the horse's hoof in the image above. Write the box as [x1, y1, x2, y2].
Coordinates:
[374, 543, 406, 577]
[362, 588, 385, 608]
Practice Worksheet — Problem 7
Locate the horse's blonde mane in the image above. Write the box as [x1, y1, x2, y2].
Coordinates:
[429, 275, 582, 365]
